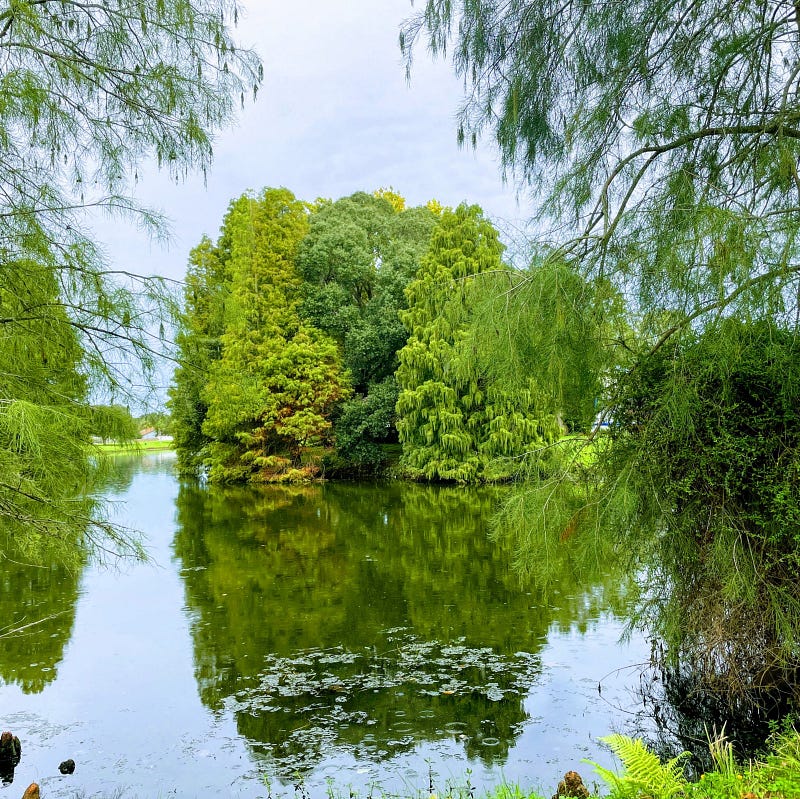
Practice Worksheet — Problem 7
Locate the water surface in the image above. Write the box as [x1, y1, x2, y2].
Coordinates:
[0, 454, 646, 798]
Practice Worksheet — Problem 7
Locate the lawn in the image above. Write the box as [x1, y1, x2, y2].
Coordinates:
[95, 439, 174, 455]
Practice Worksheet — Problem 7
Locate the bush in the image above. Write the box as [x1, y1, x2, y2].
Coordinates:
[606, 318, 800, 709]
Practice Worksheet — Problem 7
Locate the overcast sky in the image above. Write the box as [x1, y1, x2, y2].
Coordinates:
[91, 0, 536, 284]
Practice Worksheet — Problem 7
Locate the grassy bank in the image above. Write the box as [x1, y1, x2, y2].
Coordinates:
[304, 731, 800, 799]
[584, 731, 800, 799]
[95, 439, 174, 455]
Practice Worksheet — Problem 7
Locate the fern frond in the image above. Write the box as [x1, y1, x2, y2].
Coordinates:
[587, 734, 688, 798]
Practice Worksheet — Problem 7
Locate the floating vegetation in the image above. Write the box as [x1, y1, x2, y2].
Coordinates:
[245, 632, 539, 700]
[231, 629, 541, 776]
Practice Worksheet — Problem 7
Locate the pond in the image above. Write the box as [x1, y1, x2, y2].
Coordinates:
[0, 453, 648, 798]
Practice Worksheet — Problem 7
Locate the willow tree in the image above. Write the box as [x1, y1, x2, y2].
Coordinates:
[0, 1, 260, 562]
[0, 0, 260, 390]
[464, 255, 625, 436]
[201, 189, 349, 483]
[400, 0, 800, 367]
[402, 0, 800, 714]
[395, 204, 558, 482]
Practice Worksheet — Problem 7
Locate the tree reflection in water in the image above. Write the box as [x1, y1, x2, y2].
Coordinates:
[173, 480, 631, 780]
[0, 452, 154, 696]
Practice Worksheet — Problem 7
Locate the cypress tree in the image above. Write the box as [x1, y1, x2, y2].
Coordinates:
[396, 204, 558, 482]
[169, 236, 231, 475]
[201, 189, 349, 483]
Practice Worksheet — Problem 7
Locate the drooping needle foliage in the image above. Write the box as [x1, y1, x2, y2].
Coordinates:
[0, 1, 260, 563]
[396, 204, 561, 482]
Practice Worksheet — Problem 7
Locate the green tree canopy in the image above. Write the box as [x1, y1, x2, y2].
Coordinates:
[401, 1, 800, 332]
[1, 0, 260, 390]
[91, 404, 140, 443]
[169, 235, 232, 474]
[1, 0, 260, 254]
[136, 411, 172, 437]
[463, 256, 625, 434]
[295, 191, 435, 471]
[0, 259, 141, 563]
[296, 192, 435, 390]
[200, 188, 350, 483]
[396, 203, 559, 482]
[602, 320, 800, 696]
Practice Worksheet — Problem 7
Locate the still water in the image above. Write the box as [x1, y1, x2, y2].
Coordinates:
[0, 454, 647, 798]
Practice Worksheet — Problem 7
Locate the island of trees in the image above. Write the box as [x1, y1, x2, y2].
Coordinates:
[168, 188, 577, 484]
[169, 0, 800, 758]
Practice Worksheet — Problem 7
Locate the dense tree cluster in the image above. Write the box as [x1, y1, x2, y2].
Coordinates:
[200, 189, 349, 482]
[170, 192, 565, 482]
[296, 192, 437, 471]
[605, 320, 800, 698]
